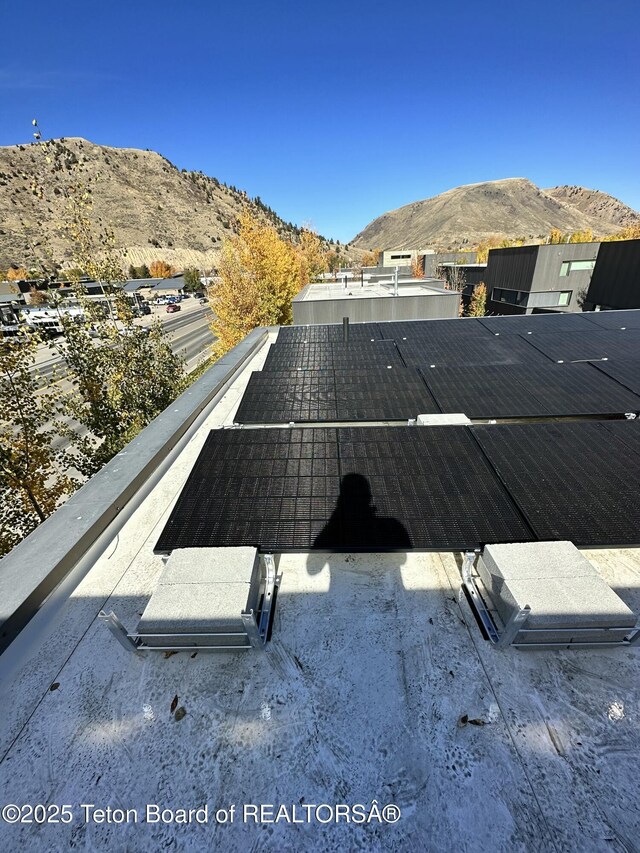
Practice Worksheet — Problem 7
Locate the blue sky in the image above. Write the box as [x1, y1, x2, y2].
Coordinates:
[1, 0, 639, 242]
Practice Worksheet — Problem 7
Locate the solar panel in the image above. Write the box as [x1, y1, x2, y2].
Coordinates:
[421, 365, 552, 418]
[155, 428, 340, 552]
[473, 422, 640, 547]
[263, 340, 404, 371]
[593, 359, 640, 396]
[398, 334, 548, 367]
[326, 323, 382, 341]
[582, 310, 640, 330]
[508, 363, 640, 416]
[380, 318, 491, 341]
[277, 323, 382, 343]
[234, 368, 439, 423]
[479, 313, 595, 335]
[334, 368, 439, 420]
[155, 426, 534, 552]
[235, 370, 338, 423]
[600, 420, 640, 456]
[523, 328, 640, 362]
[160, 311, 640, 553]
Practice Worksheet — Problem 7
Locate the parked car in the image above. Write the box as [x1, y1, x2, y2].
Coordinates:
[166, 303, 181, 313]
[154, 296, 169, 305]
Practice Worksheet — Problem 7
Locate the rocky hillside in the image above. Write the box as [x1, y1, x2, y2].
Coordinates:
[543, 185, 640, 230]
[351, 178, 640, 250]
[0, 138, 306, 271]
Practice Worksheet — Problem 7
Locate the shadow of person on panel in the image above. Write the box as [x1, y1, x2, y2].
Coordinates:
[311, 473, 412, 559]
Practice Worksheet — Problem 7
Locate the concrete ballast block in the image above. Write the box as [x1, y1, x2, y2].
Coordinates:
[137, 547, 262, 645]
[481, 541, 598, 581]
[138, 583, 252, 634]
[416, 413, 471, 425]
[477, 541, 636, 639]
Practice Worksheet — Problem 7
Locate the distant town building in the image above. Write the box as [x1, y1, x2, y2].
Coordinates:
[483, 242, 600, 314]
[583, 238, 640, 311]
[378, 248, 433, 268]
[292, 278, 459, 324]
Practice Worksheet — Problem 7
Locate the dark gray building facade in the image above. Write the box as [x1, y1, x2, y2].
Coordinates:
[584, 238, 640, 310]
[484, 242, 600, 314]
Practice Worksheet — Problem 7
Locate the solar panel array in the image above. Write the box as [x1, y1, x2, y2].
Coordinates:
[262, 340, 404, 371]
[525, 329, 640, 363]
[156, 310, 640, 553]
[593, 359, 640, 397]
[156, 420, 640, 552]
[236, 367, 440, 423]
[474, 422, 640, 547]
[155, 426, 534, 552]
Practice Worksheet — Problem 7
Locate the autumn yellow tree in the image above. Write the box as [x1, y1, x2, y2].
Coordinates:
[361, 248, 381, 267]
[411, 255, 425, 278]
[6, 267, 28, 281]
[210, 212, 303, 357]
[467, 283, 487, 317]
[601, 225, 640, 242]
[548, 228, 565, 244]
[475, 236, 504, 263]
[297, 228, 328, 282]
[149, 260, 174, 278]
[569, 228, 593, 243]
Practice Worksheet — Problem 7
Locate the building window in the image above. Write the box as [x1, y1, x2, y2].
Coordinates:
[527, 290, 573, 308]
[491, 288, 529, 306]
[559, 259, 596, 276]
[389, 254, 411, 260]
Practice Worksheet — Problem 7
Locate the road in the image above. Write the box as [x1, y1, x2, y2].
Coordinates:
[32, 298, 216, 384]
[24, 299, 216, 455]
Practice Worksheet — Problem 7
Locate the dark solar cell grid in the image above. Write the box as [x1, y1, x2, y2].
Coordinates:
[600, 420, 640, 456]
[473, 422, 640, 547]
[236, 367, 439, 423]
[582, 310, 640, 330]
[334, 425, 533, 550]
[479, 313, 596, 335]
[263, 340, 404, 371]
[397, 335, 547, 367]
[331, 341, 401, 360]
[235, 370, 339, 423]
[334, 368, 439, 420]
[593, 359, 640, 396]
[155, 428, 340, 551]
[511, 363, 640, 415]
[523, 329, 640, 363]
[326, 323, 382, 341]
[277, 323, 382, 343]
[421, 365, 548, 418]
[155, 425, 534, 552]
[380, 318, 491, 341]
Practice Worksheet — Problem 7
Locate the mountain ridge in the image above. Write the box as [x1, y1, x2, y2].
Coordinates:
[0, 137, 313, 271]
[351, 178, 640, 250]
